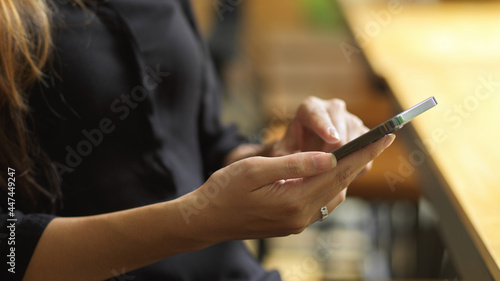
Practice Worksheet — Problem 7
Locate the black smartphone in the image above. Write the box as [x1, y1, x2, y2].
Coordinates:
[331, 97, 437, 160]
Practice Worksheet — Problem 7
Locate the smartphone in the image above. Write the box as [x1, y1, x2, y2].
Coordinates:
[331, 96, 437, 160]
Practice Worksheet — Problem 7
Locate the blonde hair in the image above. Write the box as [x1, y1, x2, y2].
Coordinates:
[0, 0, 52, 109]
[0, 0, 56, 212]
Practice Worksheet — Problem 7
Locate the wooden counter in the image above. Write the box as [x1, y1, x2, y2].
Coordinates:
[338, 1, 500, 280]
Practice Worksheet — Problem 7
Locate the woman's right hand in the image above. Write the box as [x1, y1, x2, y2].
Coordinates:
[178, 134, 395, 244]
[22, 134, 393, 281]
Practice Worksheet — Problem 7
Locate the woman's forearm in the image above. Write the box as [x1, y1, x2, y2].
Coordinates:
[23, 143, 276, 281]
[23, 133, 392, 281]
[23, 196, 214, 281]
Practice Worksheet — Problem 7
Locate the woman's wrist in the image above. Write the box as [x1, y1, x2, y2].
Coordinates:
[164, 196, 221, 252]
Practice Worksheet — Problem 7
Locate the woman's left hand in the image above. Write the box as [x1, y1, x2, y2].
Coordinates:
[225, 96, 373, 177]
[269, 96, 372, 178]
[273, 97, 367, 152]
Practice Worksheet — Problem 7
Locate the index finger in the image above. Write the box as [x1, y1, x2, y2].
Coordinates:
[297, 97, 342, 144]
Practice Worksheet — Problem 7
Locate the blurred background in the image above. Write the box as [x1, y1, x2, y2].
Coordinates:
[190, 1, 461, 280]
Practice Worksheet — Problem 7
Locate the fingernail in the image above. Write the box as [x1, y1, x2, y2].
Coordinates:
[383, 134, 396, 149]
[328, 127, 340, 142]
[312, 153, 337, 170]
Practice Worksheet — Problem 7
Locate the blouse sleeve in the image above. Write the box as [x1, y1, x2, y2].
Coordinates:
[197, 60, 247, 177]
[0, 205, 55, 281]
[181, 0, 247, 177]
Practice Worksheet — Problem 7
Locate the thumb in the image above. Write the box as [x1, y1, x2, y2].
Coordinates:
[235, 152, 337, 188]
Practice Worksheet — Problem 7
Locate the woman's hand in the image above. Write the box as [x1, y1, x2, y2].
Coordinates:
[224, 97, 373, 168]
[273, 96, 368, 156]
[181, 133, 395, 243]
[210, 96, 395, 242]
